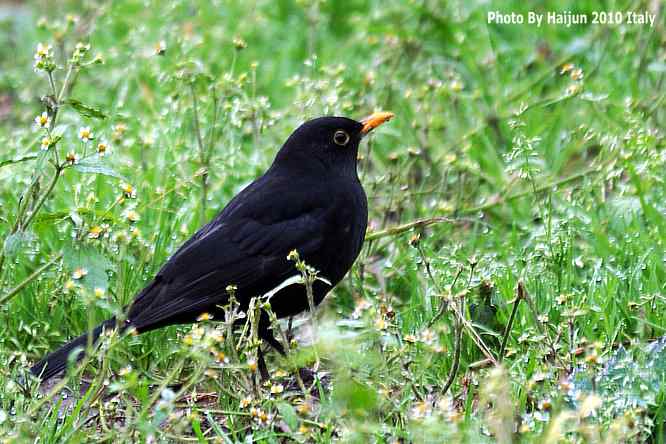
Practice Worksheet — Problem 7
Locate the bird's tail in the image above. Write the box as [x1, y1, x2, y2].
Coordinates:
[30, 317, 121, 381]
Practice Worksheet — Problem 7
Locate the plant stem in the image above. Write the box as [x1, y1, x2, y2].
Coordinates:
[367, 167, 600, 241]
[499, 283, 524, 362]
[21, 164, 63, 231]
[0, 252, 62, 306]
[441, 317, 462, 396]
[190, 82, 208, 223]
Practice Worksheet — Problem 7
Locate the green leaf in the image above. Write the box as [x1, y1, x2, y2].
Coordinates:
[2, 231, 34, 257]
[63, 243, 113, 291]
[65, 99, 107, 120]
[0, 154, 39, 170]
[74, 159, 127, 181]
[277, 402, 298, 431]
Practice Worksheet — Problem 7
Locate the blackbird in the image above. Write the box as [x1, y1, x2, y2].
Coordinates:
[31, 112, 394, 381]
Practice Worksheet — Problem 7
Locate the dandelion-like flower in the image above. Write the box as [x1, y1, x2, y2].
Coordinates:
[196, 312, 213, 322]
[560, 63, 575, 75]
[34, 43, 52, 60]
[570, 68, 584, 81]
[450, 79, 464, 92]
[124, 209, 140, 223]
[566, 83, 582, 96]
[121, 183, 137, 199]
[64, 280, 76, 292]
[78, 126, 94, 142]
[233, 36, 247, 50]
[154, 40, 167, 56]
[579, 394, 602, 417]
[97, 141, 109, 157]
[255, 410, 271, 426]
[34, 112, 50, 129]
[66, 151, 79, 165]
[88, 225, 103, 239]
[72, 267, 88, 280]
[298, 425, 310, 434]
[112, 123, 127, 141]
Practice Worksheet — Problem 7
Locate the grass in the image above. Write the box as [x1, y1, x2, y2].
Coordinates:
[0, 0, 664, 442]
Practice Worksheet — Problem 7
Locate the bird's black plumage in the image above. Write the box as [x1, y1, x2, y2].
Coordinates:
[31, 114, 393, 381]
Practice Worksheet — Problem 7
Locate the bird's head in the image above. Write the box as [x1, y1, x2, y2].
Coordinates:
[273, 112, 394, 177]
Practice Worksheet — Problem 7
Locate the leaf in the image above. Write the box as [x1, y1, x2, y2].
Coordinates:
[63, 243, 113, 291]
[0, 154, 39, 170]
[276, 402, 298, 432]
[2, 231, 35, 257]
[3, 231, 34, 257]
[65, 99, 107, 120]
[74, 159, 127, 181]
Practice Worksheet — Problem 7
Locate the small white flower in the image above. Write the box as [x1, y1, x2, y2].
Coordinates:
[34, 42, 52, 60]
[97, 140, 109, 157]
[40, 137, 51, 151]
[34, 112, 50, 129]
[78, 126, 94, 142]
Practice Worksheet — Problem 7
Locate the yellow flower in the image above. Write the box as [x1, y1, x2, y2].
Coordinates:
[404, 334, 417, 343]
[579, 394, 602, 417]
[121, 183, 136, 198]
[570, 68, 584, 81]
[94, 287, 105, 298]
[78, 126, 94, 142]
[112, 123, 127, 141]
[256, 410, 270, 425]
[154, 40, 167, 56]
[40, 137, 51, 151]
[196, 312, 213, 321]
[232, 36, 247, 50]
[566, 83, 582, 96]
[560, 63, 575, 74]
[34, 43, 52, 60]
[88, 225, 103, 239]
[296, 401, 311, 415]
[66, 151, 79, 165]
[124, 209, 140, 223]
[97, 141, 108, 156]
[34, 112, 50, 129]
[247, 359, 257, 372]
[270, 384, 284, 394]
[72, 268, 88, 280]
[240, 397, 252, 409]
[450, 79, 464, 92]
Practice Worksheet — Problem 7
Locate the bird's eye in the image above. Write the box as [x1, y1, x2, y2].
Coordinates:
[333, 130, 350, 146]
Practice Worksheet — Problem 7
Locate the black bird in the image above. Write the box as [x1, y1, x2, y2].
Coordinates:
[31, 112, 394, 381]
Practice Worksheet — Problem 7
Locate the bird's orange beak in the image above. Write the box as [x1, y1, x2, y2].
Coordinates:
[360, 111, 395, 135]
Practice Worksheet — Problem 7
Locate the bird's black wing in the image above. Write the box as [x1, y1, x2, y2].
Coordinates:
[127, 173, 333, 330]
